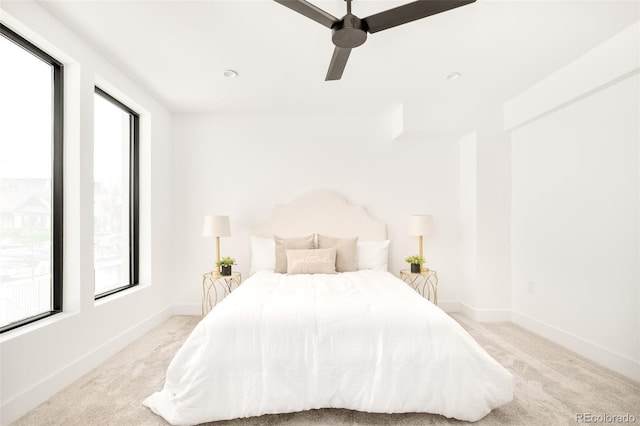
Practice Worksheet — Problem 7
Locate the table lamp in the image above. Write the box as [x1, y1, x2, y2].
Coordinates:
[202, 215, 231, 269]
[408, 214, 434, 259]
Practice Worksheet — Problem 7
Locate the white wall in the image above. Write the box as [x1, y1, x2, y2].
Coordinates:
[459, 132, 478, 310]
[507, 22, 640, 380]
[457, 111, 512, 322]
[0, 2, 174, 424]
[171, 112, 464, 312]
[475, 112, 511, 317]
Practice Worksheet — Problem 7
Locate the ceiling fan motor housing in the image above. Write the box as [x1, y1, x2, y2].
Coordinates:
[331, 14, 368, 48]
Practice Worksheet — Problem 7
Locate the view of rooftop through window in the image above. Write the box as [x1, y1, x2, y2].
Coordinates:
[0, 32, 54, 328]
[93, 91, 133, 296]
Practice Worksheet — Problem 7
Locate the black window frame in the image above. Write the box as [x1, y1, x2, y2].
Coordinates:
[0, 24, 64, 333]
[93, 87, 139, 300]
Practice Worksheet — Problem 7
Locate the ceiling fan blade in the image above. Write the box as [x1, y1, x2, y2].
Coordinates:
[273, 0, 339, 29]
[325, 46, 352, 81]
[363, 0, 476, 34]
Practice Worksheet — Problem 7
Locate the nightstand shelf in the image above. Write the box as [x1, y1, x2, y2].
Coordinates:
[202, 271, 241, 315]
[400, 269, 438, 305]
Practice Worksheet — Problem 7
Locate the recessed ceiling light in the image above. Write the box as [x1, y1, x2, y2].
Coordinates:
[446, 72, 462, 80]
[223, 69, 238, 78]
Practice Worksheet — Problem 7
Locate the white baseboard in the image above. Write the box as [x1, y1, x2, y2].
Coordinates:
[511, 310, 640, 382]
[172, 303, 201, 316]
[435, 300, 460, 313]
[1, 306, 174, 425]
[413, 299, 511, 322]
[458, 302, 512, 322]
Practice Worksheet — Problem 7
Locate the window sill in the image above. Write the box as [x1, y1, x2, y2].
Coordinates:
[94, 281, 149, 308]
[0, 311, 78, 343]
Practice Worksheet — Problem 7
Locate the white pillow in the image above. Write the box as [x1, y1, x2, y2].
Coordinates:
[357, 240, 390, 271]
[249, 236, 275, 275]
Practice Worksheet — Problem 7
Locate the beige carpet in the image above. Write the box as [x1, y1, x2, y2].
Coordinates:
[12, 314, 640, 426]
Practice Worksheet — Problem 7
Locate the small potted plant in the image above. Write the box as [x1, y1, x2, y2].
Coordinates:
[405, 255, 425, 273]
[216, 256, 236, 276]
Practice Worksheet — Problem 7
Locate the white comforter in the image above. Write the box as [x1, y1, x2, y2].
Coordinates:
[144, 271, 513, 425]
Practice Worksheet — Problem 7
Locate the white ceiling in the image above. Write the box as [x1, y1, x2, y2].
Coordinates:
[35, 0, 639, 115]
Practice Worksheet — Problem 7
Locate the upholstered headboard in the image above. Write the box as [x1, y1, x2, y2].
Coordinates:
[252, 190, 386, 241]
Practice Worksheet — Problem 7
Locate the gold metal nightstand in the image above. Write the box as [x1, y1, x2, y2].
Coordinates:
[400, 269, 438, 305]
[202, 271, 242, 315]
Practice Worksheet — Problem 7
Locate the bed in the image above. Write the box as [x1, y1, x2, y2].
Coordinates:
[144, 190, 513, 425]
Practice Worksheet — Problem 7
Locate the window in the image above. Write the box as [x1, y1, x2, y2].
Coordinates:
[93, 88, 139, 298]
[0, 24, 63, 333]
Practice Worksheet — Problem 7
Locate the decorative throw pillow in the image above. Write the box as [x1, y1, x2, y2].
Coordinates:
[286, 248, 337, 275]
[317, 234, 358, 272]
[357, 240, 390, 271]
[274, 235, 315, 273]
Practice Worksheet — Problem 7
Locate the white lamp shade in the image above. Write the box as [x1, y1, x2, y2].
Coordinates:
[202, 215, 231, 237]
[408, 215, 434, 237]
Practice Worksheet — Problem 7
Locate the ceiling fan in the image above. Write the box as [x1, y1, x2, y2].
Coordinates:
[273, 0, 476, 81]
